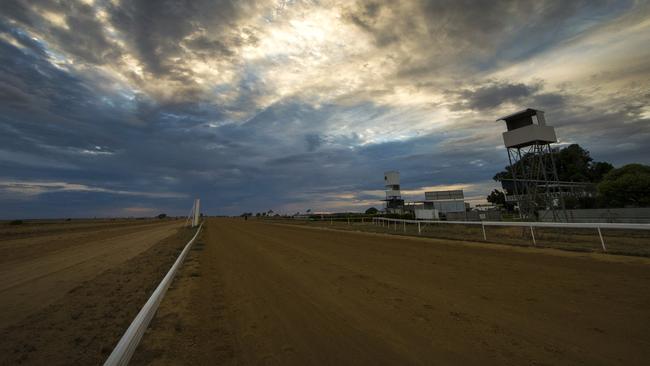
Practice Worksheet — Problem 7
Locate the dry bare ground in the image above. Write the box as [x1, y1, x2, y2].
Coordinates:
[0, 219, 191, 365]
[134, 218, 650, 366]
[271, 218, 650, 256]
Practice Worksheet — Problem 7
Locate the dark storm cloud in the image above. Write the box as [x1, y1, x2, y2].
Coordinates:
[454, 82, 541, 111]
[0, 0, 268, 106]
[48, 4, 117, 64]
[108, 0, 251, 75]
[185, 36, 234, 57]
[304, 134, 323, 152]
[531, 92, 566, 110]
[0, 31, 208, 205]
[345, 0, 634, 78]
[1, 0, 117, 65]
[445, 80, 569, 114]
[0, 32, 97, 127]
[1, 0, 34, 26]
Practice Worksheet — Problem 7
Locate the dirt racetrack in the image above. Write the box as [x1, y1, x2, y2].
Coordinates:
[0, 219, 181, 328]
[135, 218, 650, 365]
[0, 219, 191, 365]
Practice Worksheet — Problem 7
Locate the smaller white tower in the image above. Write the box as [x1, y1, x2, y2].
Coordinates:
[384, 171, 401, 199]
[383, 171, 404, 214]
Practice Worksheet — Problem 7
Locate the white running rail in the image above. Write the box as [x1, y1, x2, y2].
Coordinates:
[103, 222, 203, 366]
[372, 217, 650, 252]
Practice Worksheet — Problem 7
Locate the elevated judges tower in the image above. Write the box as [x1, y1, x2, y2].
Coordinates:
[497, 109, 567, 221]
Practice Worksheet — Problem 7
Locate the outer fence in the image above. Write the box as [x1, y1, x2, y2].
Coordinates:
[103, 222, 203, 366]
[539, 207, 650, 223]
[293, 216, 372, 225]
[372, 217, 650, 253]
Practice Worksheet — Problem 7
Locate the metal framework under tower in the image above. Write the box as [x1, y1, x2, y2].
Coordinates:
[505, 143, 567, 221]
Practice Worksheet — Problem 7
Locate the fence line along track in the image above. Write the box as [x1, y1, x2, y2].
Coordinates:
[371, 217, 650, 252]
[103, 222, 203, 366]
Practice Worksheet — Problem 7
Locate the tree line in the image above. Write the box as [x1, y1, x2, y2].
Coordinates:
[488, 144, 650, 209]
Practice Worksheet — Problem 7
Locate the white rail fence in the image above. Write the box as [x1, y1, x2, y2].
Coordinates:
[372, 217, 650, 252]
[103, 222, 203, 366]
[292, 216, 372, 225]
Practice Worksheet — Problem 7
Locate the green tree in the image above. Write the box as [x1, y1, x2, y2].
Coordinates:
[597, 164, 650, 207]
[589, 161, 614, 182]
[554, 144, 593, 182]
[486, 189, 514, 211]
[157, 213, 167, 219]
[493, 144, 613, 189]
[486, 189, 506, 205]
[365, 207, 379, 215]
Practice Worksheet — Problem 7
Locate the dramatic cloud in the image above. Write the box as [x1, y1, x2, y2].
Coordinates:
[0, 181, 186, 198]
[0, 0, 649, 218]
[453, 82, 542, 111]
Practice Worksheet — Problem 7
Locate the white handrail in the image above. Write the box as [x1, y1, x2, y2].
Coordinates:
[372, 217, 650, 230]
[103, 222, 203, 366]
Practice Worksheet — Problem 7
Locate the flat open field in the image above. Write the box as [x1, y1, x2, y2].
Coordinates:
[0, 219, 192, 365]
[134, 218, 650, 365]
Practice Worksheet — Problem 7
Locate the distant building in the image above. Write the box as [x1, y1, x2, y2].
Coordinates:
[378, 173, 470, 220]
[423, 190, 466, 219]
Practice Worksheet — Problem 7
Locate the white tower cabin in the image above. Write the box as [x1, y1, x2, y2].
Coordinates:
[497, 108, 567, 222]
[500, 109, 556, 148]
[384, 171, 401, 199]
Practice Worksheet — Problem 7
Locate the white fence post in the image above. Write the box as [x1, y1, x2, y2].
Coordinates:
[597, 227, 607, 252]
[345, 217, 649, 253]
[103, 223, 203, 366]
[482, 222, 487, 241]
[530, 225, 536, 246]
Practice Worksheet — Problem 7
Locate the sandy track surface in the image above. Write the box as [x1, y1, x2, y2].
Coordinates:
[135, 218, 650, 365]
[0, 220, 177, 265]
[0, 222, 195, 365]
[0, 220, 181, 329]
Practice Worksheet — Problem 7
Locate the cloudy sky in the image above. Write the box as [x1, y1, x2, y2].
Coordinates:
[1, 0, 649, 218]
